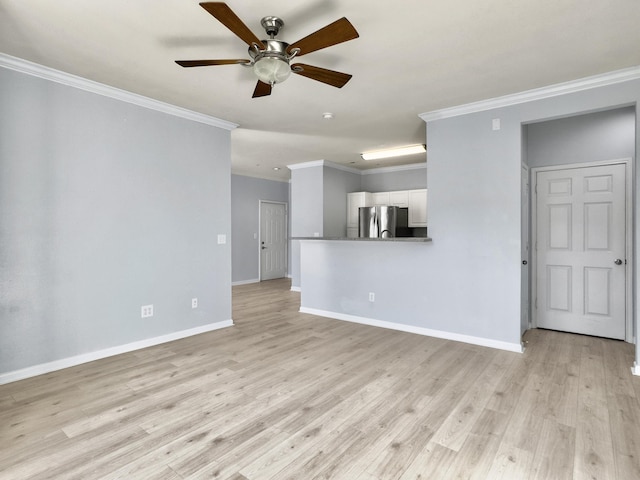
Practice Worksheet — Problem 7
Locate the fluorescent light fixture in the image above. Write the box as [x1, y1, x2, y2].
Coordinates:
[361, 144, 426, 161]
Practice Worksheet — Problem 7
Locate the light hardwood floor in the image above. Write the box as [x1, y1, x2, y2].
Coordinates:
[1, 278, 639, 479]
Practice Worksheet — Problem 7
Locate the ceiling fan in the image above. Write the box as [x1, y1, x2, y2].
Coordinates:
[175, 2, 359, 98]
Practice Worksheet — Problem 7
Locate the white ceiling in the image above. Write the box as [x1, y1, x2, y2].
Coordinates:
[2, 0, 640, 181]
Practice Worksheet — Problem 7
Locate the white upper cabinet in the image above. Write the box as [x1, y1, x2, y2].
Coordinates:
[389, 190, 409, 207]
[372, 192, 390, 206]
[408, 189, 427, 227]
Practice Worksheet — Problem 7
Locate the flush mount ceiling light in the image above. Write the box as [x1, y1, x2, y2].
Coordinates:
[361, 144, 426, 161]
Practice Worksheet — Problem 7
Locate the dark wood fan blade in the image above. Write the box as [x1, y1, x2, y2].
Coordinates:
[175, 59, 250, 67]
[291, 63, 352, 88]
[200, 2, 264, 48]
[287, 17, 359, 56]
[252, 81, 272, 98]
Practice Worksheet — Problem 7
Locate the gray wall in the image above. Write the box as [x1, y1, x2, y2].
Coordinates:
[300, 111, 523, 347]
[361, 166, 427, 192]
[289, 164, 324, 289]
[526, 106, 635, 167]
[0, 66, 233, 375]
[290, 165, 324, 237]
[299, 75, 640, 360]
[231, 174, 289, 284]
[323, 167, 361, 237]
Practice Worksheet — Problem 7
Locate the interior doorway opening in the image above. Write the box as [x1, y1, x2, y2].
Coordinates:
[259, 201, 288, 281]
[522, 106, 635, 342]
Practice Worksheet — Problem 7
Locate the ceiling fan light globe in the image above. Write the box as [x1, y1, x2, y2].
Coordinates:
[253, 57, 291, 85]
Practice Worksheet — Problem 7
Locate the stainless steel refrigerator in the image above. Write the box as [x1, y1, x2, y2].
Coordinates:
[358, 206, 398, 238]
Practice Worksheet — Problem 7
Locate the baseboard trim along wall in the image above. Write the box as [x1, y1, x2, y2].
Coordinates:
[299, 307, 524, 354]
[0, 320, 234, 385]
[633, 362, 640, 376]
[232, 278, 260, 286]
[291, 286, 301, 292]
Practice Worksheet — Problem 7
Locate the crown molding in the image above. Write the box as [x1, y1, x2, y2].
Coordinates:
[287, 160, 325, 170]
[0, 53, 238, 131]
[419, 65, 640, 123]
[287, 160, 423, 176]
[287, 160, 361, 175]
[323, 161, 362, 175]
[361, 162, 427, 175]
[231, 170, 290, 183]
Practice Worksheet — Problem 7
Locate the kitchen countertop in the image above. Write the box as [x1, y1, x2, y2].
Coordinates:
[293, 236, 432, 243]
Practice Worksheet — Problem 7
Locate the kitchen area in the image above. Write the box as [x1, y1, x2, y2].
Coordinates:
[288, 160, 429, 283]
[346, 189, 428, 239]
[294, 187, 430, 241]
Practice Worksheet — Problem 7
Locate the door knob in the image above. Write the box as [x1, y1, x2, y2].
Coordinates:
[522, 260, 528, 265]
[614, 258, 623, 265]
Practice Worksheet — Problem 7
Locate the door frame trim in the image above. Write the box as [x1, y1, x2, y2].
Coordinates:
[521, 163, 531, 335]
[530, 158, 633, 342]
[258, 200, 289, 281]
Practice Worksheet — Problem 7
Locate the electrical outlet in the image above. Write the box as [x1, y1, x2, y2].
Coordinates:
[141, 304, 153, 318]
[192, 298, 198, 309]
[369, 292, 375, 302]
[217, 234, 227, 244]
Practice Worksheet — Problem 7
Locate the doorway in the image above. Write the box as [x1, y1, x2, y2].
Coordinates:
[532, 161, 631, 340]
[259, 201, 288, 281]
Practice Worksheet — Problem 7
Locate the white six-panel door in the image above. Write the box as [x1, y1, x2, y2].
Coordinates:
[535, 163, 626, 339]
[260, 202, 287, 281]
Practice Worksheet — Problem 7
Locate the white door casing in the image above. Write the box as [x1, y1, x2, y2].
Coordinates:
[260, 201, 287, 281]
[521, 164, 530, 336]
[534, 163, 627, 340]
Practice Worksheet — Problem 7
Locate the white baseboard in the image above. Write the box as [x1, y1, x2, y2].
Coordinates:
[0, 320, 234, 385]
[290, 286, 301, 292]
[299, 307, 524, 353]
[232, 278, 260, 286]
[632, 362, 640, 376]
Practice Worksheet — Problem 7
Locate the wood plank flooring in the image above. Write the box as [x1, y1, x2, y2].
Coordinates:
[1, 278, 639, 479]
